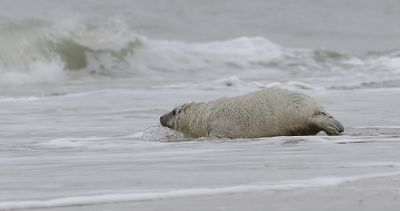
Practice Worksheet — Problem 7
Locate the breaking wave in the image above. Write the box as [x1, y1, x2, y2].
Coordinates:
[0, 18, 399, 88]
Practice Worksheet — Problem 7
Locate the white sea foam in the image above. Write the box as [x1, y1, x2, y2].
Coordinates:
[142, 126, 187, 142]
[352, 125, 400, 129]
[36, 136, 112, 148]
[127, 132, 145, 138]
[0, 60, 65, 85]
[153, 76, 322, 91]
[1, 171, 400, 210]
[0, 96, 43, 102]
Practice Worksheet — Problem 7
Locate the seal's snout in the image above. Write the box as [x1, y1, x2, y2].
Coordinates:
[334, 118, 345, 133]
[160, 115, 167, 127]
[160, 112, 172, 128]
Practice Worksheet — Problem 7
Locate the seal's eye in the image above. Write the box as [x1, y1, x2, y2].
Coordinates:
[172, 110, 176, 115]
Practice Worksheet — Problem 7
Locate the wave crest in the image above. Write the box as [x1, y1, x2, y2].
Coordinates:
[1, 18, 400, 88]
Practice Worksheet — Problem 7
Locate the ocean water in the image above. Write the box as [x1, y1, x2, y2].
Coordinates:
[1, 0, 400, 210]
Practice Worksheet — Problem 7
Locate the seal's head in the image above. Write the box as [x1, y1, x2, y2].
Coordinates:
[160, 104, 186, 129]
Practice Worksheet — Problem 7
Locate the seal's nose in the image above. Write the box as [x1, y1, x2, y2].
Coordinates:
[160, 116, 166, 126]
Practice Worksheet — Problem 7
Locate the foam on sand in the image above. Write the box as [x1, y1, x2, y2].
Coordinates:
[1, 171, 400, 210]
